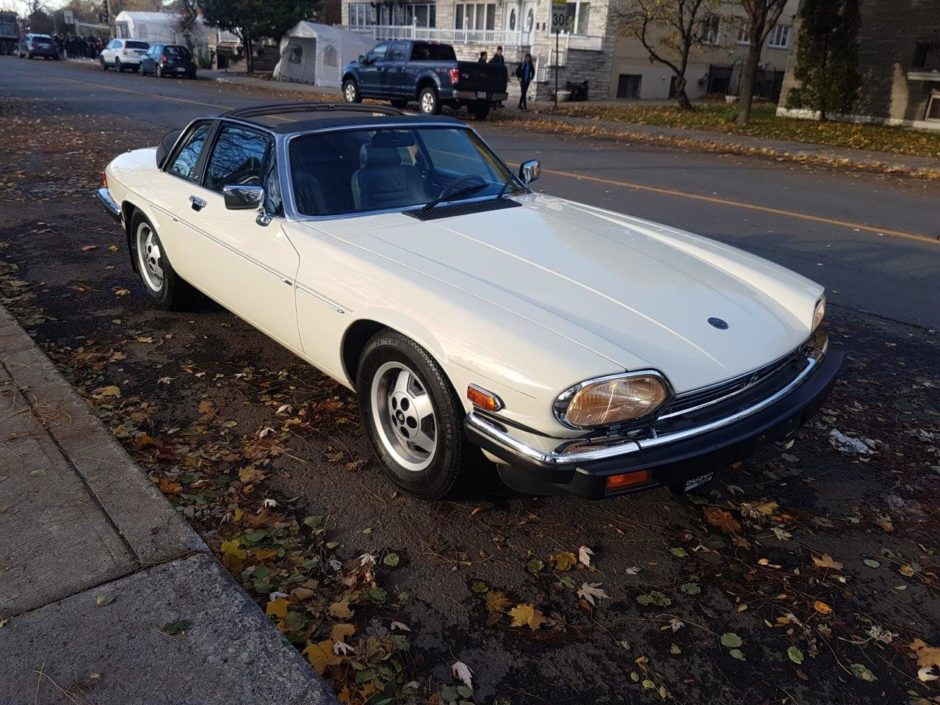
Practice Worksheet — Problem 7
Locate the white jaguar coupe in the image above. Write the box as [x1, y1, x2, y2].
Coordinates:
[98, 103, 842, 499]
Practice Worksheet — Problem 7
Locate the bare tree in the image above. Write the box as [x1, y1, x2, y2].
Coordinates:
[615, 0, 718, 110]
[733, 0, 788, 124]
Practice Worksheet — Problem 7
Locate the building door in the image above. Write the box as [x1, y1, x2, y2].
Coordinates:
[617, 74, 641, 99]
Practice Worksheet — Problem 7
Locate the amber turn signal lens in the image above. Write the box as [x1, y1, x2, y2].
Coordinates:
[605, 470, 651, 493]
[467, 384, 503, 412]
[101, 171, 108, 189]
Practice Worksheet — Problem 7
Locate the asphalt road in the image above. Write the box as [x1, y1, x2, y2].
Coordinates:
[1, 56, 938, 328]
[2, 55, 939, 705]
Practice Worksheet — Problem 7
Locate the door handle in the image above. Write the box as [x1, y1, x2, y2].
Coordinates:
[189, 195, 207, 211]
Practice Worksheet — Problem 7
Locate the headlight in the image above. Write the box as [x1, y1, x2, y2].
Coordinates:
[812, 296, 826, 332]
[554, 372, 670, 429]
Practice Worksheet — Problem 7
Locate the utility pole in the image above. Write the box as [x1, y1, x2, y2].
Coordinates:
[550, 0, 565, 111]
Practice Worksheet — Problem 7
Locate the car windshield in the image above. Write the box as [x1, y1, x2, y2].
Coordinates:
[289, 126, 522, 217]
[127, 41, 148, 50]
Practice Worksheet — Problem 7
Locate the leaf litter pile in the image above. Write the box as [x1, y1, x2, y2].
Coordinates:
[1, 94, 939, 705]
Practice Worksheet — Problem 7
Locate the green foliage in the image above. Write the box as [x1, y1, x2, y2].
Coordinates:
[201, 0, 322, 62]
[786, 0, 861, 119]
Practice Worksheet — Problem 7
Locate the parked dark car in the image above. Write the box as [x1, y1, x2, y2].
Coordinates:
[141, 44, 196, 78]
[17, 33, 59, 60]
[342, 40, 508, 120]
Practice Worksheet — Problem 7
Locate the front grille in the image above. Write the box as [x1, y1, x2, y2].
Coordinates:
[658, 346, 805, 420]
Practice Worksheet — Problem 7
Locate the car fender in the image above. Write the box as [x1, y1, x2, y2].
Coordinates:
[342, 307, 448, 381]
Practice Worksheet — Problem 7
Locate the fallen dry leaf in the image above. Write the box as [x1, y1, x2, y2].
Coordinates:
[486, 591, 510, 613]
[550, 550, 577, 571]
[812, 553, 843, 571]
[578, 546, 594, 567]
[704, 507, 741, 533]
[302, 640, 342, 675]
[911, 639, 940, 669]
[578, 582, 609, 607]
[813, 600, 833, 615]
[508, 603, 546, 630]
[330, 623, 356, 643]
[452, 660, 473, 689]
[328, 599, 354, 619]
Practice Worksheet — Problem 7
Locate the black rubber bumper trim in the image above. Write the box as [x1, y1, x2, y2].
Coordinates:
[466, 350, 844, 499]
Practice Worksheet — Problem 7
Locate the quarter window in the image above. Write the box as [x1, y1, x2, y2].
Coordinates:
[168, 122, 212, 181]
[205, 125, 269, 192]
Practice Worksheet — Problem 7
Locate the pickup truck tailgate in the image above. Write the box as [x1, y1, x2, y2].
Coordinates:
[455, 61, 508, 93]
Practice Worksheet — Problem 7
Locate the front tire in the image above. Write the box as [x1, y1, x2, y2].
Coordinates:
[100, 56, 107, 70]
[357, 330, 468, 500]
[115, 57, 122, 72]
[130, 212, 194, 310]
[418, 86, 441, 115]
[343, 78, 361, 103]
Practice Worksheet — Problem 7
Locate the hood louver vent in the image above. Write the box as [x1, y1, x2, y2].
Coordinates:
[405, 198, 522, 221]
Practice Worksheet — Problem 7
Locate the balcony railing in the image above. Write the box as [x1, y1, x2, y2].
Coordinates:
[343, 24, 603, 52]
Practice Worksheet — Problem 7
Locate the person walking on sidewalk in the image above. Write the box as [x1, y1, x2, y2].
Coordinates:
[489, 46, 504, 67]
[515, 53, 534, 110]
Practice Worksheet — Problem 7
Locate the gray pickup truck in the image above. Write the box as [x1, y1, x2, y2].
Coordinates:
[341, 40, 508, 120]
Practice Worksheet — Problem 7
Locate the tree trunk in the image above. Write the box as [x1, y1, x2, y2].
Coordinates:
[736, 42, 761, 126]
[245, 35, 254, 74]
[676, 83, 693, 110]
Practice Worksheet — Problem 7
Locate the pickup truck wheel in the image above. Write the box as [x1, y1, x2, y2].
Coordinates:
[470, 101, 491, 120]
[357, 330, 467, 500]
[419, 86, 441, 115]
[131, 212, 194, 311]
[343, 78, 361, 103]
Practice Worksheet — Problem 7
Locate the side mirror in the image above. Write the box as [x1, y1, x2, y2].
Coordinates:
[223, 184, 264, 210]
[519, 159, 541, 185]
[358, 54, 367, 64]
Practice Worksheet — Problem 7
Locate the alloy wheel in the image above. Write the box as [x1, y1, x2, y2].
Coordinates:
[370, 361, 438, 472]
[136, 221, 164, 292]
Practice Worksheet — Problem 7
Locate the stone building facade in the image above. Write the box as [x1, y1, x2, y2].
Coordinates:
[777, 0, 940, 131]
[340, 0, 798, 102]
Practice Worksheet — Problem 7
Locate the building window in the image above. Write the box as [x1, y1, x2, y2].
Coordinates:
[403, 3, 436, 27]
[565, 1, 591, 35]
[455, 3, 496, 31]
[768, 23, 790, 49]
[701, 14, 720, 46]
[616, 74, 641, 99]
[348, 3, 376, 27]
[927, 92, 940, 122]
[737, 23, 749, 45]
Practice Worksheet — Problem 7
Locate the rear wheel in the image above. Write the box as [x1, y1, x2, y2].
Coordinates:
[343, 78, 361, 103]
[357, 330, 468, 499]
[131, 212, 195, 310]
[418, 86, 440, 115]
[156, 64, 164, 78]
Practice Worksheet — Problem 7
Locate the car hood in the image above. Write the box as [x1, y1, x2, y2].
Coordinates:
[318, 194, 823, 392]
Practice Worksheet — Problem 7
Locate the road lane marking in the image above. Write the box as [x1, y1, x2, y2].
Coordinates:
[527, 165, 938, 247]
[10, 62, 937, 247]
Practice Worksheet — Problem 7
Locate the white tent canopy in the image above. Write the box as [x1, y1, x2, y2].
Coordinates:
[114, 11, 211, 49]
[273, 22, 371, 88]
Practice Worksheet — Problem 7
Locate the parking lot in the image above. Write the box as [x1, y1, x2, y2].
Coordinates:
[1, 57, 938, 704]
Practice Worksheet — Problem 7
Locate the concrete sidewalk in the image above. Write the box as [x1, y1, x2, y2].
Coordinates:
[0, 305, 335, 705]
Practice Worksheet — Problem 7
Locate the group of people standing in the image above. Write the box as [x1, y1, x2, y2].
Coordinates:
[477, 46, 536, 110]
[53, 33, 105, 59]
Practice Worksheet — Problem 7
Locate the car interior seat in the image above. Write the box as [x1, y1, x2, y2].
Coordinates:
[351, 134, 426, 211]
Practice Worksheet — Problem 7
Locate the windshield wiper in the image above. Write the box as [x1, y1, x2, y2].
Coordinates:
[496, 172, 520, 200]
[422, 181, 490, 211]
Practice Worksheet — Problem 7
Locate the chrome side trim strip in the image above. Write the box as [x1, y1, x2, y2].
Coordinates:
[467, 351, 823, 467]
[296, 283, 348, 314]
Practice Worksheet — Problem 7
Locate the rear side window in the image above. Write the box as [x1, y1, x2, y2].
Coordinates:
[127, 41, 149, 50]
[33, 37, 53, 45]
[411, 42, 456, 61]
[204, 125, 269, 192]
[168, 122, 212, 181]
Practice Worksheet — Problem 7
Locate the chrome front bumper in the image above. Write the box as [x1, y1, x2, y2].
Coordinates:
[464, 342, 843, 497]
[97, 187, 121, 221]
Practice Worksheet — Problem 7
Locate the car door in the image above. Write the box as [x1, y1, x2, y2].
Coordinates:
[383, 41, 407, 96]
[141, 44, 157, 72]
[180, 124, 301, 350]
[358, 43, 387, 95]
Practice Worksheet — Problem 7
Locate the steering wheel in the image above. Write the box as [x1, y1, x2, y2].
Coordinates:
[436, 174, 488, 200]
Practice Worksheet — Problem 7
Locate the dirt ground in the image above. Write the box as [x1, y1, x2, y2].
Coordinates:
[1, 94, 939, 705]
